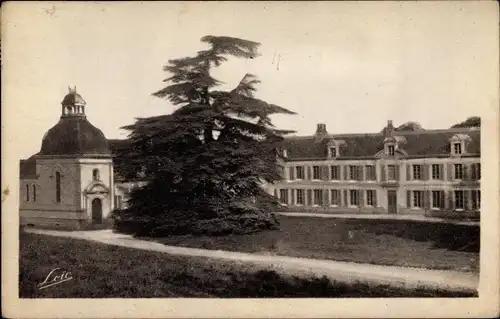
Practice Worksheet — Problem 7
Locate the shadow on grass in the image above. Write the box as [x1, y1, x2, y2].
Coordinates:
[345, 219, 480, 253]
[170, 269, 477, 298]
[19, 232, 477, 298]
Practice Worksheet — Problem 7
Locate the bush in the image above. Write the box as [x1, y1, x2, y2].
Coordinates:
[112, 198, 280, 237]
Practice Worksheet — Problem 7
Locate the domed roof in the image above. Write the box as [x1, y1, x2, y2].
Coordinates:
[62, 91, 86, 106]
[40, 117, 111, 156]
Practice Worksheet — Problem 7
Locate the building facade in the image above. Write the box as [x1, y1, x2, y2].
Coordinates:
[19, 88, 140, 229]
[271, 121, 481, 218]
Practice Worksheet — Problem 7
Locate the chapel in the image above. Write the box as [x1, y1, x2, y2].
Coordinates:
[19, 87, 135, 229]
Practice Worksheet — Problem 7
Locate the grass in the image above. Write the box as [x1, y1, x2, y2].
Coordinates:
[19, 232, 477, 298]
[146, 215, 479, 272]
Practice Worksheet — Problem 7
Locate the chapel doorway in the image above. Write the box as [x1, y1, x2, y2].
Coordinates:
[91, 198, 103, 224]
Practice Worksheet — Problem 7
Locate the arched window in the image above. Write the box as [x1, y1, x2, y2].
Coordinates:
[93, 169, 100, 181]
[32, 184, 37, 202]
[25, 184, 29, 201]
[56, 172, 61, 203]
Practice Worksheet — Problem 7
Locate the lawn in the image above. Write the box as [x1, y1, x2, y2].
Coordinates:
[19, 232, 476, 298]
[147, 216, 479, 272]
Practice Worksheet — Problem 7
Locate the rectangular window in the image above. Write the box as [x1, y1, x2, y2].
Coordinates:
[289, 167, 294, 180]
[330, 147, 337, 157]
[330, 189, 340, 206]
[313, 189, 322, 205]
[413, 190, 423, 208]
[431, 164, 441, 180]
[25, 184, 29, 202]
[349, 189, 359, 206]
[366, 190, 376, 206]
[454, 164, 463, 180]
[388, 145, 395, 156]
[330, 165, 339, 180]
[431, 190, 444, 209]
[349, 165, 357, 180]
[387, 165, 396, 180]
[365, 165, 376, 181]
[296, 166, 304, 179]
[296, 189, 304, 205]
[454, 142, 462, 154]
[412, 165, 421, 180]
[313, 166, 320, 180]
[32, 185, 36, 202]
[279, 189, 288, 205]
[454, 190, 465, 209]
[471, 190, 480, 209]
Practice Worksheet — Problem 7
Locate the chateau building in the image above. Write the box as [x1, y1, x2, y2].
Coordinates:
[19, 88, 481, 228]
[19, 88, 143, 229]
[271, 122, 481, 218]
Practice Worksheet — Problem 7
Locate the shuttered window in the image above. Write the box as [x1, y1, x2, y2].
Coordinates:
[412, 191, 423, 208]
[349, 190, 359, 206]
[454, 190, 465, 209]
[312, 166, 321, 180]
[412, 165, 421, 180]
[296, 189, 304, 205]
[279, 189, 288, 205]
[431, 164, 441, 180]
[471, 190, 480, 209]
[330, 189, 340, 206]
[331, 166, 340, 180]
[349, 166, 358, 180]
[313, 189, 322, 205]
[431, 190, 444, 209]
[454, 164, 463, 180]
[366, 190, 376, 206]
[296, 166, 304, 179]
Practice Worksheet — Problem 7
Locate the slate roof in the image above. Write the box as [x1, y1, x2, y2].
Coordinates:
[282, 127, 480, 160]
[19, 154, 38, 179]
[20, 127, 480, 179]
[40, 117, 111, 156]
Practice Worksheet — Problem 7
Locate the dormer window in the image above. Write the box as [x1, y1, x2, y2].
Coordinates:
[449, 134, 470, 156]
[329, 147, 337, 158]
[281, 149, 288, 158]
[327, 139, 342, 158]
[388, 145, 395, 156]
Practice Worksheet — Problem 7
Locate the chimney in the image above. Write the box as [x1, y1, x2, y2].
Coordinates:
[315, 123, 327, 135]
[385, 120, 394, 136]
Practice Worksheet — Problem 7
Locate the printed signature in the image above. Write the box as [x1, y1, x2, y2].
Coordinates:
[38, 268, 74, 290]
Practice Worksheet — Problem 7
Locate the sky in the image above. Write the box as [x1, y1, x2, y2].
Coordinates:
[2, 1, 498, 159]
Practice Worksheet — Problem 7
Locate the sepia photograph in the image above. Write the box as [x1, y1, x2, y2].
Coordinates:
[2, 1, 499, 318]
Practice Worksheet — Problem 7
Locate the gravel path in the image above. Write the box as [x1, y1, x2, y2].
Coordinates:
[25, 228, 479, 292]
